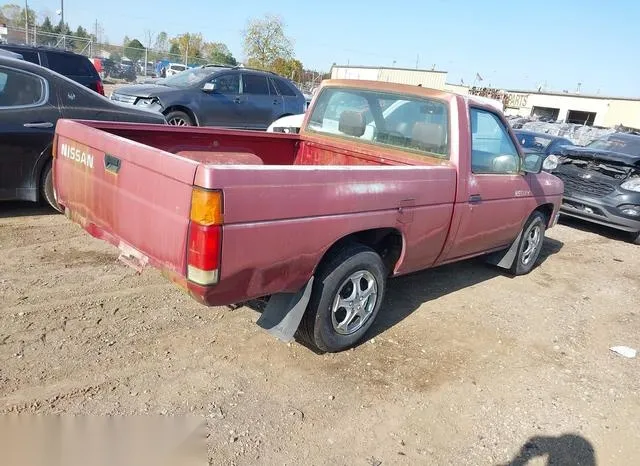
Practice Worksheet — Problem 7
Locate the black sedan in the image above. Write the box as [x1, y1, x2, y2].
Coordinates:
[0, 55, 166, 211]
[513, 129, 573, 156]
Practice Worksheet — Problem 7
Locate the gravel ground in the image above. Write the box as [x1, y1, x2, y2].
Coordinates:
[1, 203, 639, 465]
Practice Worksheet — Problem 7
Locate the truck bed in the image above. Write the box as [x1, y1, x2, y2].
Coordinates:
[53, 120, 457, 305]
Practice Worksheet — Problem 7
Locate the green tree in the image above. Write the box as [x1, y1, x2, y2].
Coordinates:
[1, 3, 36, 27]
[202, 42, 236, 65]
[168, 42, 181, 60]
[154, 31, 169, 52]
[169, 33, 203, 62]
[272, 57, 303, 81]
[242, 14, 293, 69]
[38, 16, 56, 46]
[40, 16, 54, 32]
[125, 38, 145, 62]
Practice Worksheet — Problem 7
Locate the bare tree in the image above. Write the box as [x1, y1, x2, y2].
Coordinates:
[242, 14, 293, 69]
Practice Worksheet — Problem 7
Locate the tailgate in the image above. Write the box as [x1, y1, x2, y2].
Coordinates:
[53, 119, 198, 277]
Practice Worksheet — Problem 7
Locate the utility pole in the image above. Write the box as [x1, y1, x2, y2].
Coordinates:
[415, 53, 419, 69]
[60, 0, 65, 48]
[24, 0, 28, 44]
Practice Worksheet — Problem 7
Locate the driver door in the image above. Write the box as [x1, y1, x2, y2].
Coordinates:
[447, 107, 535, 259]
[199, 72, 243, 127]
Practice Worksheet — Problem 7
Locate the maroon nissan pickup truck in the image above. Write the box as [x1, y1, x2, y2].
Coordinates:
[52, 80, 563, 352]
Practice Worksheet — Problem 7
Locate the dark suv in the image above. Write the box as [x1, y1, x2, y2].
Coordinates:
[0, 44, 104, 95]
[110, 65, 306, 129]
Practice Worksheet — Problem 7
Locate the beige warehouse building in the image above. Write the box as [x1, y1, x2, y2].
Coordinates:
[331, 65, 640, 130]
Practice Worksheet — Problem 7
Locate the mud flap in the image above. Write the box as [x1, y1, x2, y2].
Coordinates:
[256, 277, 314, 343]
[484, 231, 522, 270]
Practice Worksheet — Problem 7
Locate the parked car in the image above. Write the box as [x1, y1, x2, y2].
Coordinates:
[53, 79, 563, 352]
[0, 55, 166, 211]
[0, 44, 104, 95]
[513, 130, 573, 156]
[110, 65, 307, 129]
[544, 133, 640, 243]
[165, 63, 187, 77]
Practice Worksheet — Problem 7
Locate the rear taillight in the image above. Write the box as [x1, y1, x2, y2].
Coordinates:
[187, 188, 223, 286]
[95, 80, 105, 96]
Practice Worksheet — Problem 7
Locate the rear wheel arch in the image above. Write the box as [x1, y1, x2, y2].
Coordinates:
[314, 228, 405, 278]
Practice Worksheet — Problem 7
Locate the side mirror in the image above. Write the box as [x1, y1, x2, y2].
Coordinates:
[202, 82, 217, 92]
[522, 153, 545, 174]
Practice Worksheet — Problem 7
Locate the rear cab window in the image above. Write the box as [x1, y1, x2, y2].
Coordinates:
[307, 87, 449, 158]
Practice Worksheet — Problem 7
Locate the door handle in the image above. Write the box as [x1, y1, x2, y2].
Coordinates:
[469, 194, 482, 204]
[24, 122, 54, 128]
[104, 154, 121, 174]
[273, 99, 279, 105]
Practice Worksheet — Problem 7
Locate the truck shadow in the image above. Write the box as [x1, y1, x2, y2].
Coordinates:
[497, 433, 596, 466]
[361, 236, 564, 345]
[0, 202, 58, 219]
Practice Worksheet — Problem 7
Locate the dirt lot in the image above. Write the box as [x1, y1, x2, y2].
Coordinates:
[1, 204, 639, 465]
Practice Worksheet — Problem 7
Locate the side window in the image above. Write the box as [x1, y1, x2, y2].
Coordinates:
[273, 78, 296, 97]
[470, 108, 520, 174]
[46, 53, 93, 76]
[0, 67, 46, 107]
[15, 50, 40, 64]
[210, 73, 240, 94]
[242, 74, 269, 95]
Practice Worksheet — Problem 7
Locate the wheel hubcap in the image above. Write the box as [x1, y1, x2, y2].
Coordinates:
[168, 117, 188, 126]
[331, 270, 378, 335]
[522, 224, 542, 265]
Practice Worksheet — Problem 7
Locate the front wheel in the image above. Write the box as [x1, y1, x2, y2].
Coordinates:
[165, 110, 194, 126]
[509, 211, 547, 275]
[298, 244, 386, 353]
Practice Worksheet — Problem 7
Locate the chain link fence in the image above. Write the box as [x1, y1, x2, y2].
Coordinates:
[3, 25, 325, 89]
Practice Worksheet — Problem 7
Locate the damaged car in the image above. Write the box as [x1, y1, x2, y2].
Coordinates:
[544, 133, 640, 243]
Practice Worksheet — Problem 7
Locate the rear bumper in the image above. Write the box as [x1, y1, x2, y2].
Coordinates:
[560, 195, 640, 233]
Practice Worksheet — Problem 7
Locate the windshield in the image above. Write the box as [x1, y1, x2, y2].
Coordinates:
[587, 135, 640, 156]
[161, 67, 213, 88]
[308, 87, 449, 158]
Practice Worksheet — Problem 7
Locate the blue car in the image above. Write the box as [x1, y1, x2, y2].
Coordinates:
[111, 65, 307, 130]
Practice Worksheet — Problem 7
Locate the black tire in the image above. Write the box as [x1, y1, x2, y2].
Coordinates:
[41, 162, 62, 212]
[631, 231, 640, 245]
[509, 211, 547, 275]
[299, 243, 386, 353]
[165, 110, 194, 126]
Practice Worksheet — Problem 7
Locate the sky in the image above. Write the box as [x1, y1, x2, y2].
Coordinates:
[24, 0, 640, 97]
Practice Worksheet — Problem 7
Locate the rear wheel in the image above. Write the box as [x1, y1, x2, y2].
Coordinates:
[631, 231, 640, 245]
[509, 211, 546, 275]
[41, 162, 62, 212]
[299, 243, 386, 353]
[165, 110, 193, 126]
